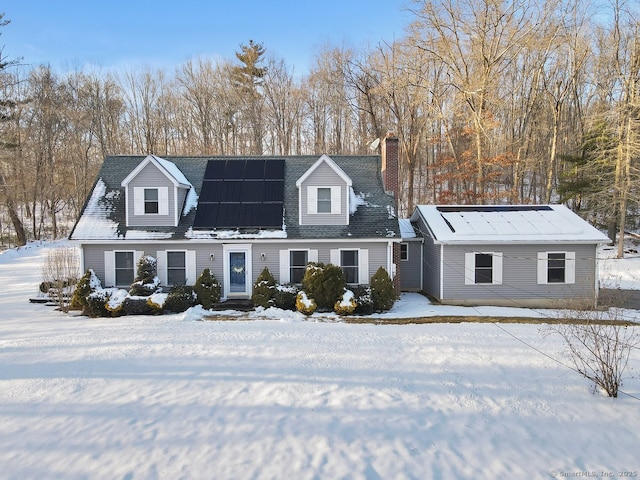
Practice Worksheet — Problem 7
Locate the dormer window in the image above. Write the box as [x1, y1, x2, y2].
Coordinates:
[144, 188, 159, 214]
[317, 188, 332, 213]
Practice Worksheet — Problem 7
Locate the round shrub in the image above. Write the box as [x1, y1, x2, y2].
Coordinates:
[147, 293, 167, 314]
[302, 262, 345, 311]
[252, 267, 276, 308]
[86, 289, 112, 318]
[122, 296, 155, 315]
[296, 291, 316, 315]
[164, 285, 197, 313]
[353, 285, 374, 315]
[194, 268, 221, 309]
[370, 266, 396, 311]
[274, 284, 298, 310]
[334, 289, 357, 315]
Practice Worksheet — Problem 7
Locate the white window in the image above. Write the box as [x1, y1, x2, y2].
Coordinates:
[330, 248, 369, 285]
[464, 252, 503, 285]
[537, 251, 575, 284]
[279, 249, 318, 284]
[400, 243, 409, 261]
[104, 250, 143, 287]
[290, 250, 308, 284]
[157, 250, 196, 286]
[307, 186, 341, 214]
[134, 187, 169, 216]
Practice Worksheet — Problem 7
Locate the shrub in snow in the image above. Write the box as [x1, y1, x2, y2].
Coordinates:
[129, 255, 160, 296]
[86, 289, 112, 318]
[71, 269, 101, 314]
[146, 292, 168, 314]
[122, 297, 156, 315]
[41, 247, 80, 313]
[274, 284, 298, 310]
[194, 268, 221, 309]
[164, 285, 197, 313]
[252, 267, 276, 308]
[302, 262, 345, 311]
[370, 267, 396, 312]
[334, 289, 357, 315]
[296, 291, 316, 315]
[353, 285, 374, 315]
[105, 289, 128, 316]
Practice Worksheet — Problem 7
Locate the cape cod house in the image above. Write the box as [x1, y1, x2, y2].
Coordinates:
[69, 137, 401, 301]
[401, 204, 610, 308]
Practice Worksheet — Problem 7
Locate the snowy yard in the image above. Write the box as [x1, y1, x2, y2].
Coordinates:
[0, 242, 638, 479]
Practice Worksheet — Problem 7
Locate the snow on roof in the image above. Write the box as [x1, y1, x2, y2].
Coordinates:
[398, 219, 417, 238]
[70, 179, 120, 239]
[152, 155, 192, 187]
[413, 204, 610, 244]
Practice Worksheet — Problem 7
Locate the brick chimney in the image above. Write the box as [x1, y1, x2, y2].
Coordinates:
[381, 134, 399, 199]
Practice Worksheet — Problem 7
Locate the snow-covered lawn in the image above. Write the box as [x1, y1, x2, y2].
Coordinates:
[0, 242, 638, 479]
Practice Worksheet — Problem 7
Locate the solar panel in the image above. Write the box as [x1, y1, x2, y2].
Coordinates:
[193, 159, 285, 229]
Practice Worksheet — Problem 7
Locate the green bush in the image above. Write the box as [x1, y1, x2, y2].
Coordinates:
[164, 285, 197, 313]
[194, 268, 221, 309]
[71, 269, 101, 313]
[129, 255, 160, 296]
[85, 289, 112, 318]
[370, 267, 396, 311]
[274, 284, 298, 310]
[122, 296, 155, 315]
[302, 262, 345, 311]
[353, 285, 374, 315]
[252, 267, 277, 308]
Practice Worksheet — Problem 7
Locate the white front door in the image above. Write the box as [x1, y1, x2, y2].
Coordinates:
[223, 244, 252, 299]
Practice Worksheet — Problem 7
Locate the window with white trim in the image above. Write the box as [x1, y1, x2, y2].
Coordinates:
[464, 252, 503, 285]
[167, 251, 186, 286]
[537, 251, 575, 284]
[341, 250, 359, 284]
[115, 251, 135, 286]
[290, 250, 308, 284]
[307, 186, 340, 215]
[317, 188, 331, 213]
[144, 188, 159, 214]
[400, 243, 408, 261]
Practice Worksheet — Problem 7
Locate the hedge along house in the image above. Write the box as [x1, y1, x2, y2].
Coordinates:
[406, 204, 610, 308]
[69, 137, 401, 301]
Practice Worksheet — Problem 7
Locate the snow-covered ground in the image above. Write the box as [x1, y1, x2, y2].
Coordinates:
[0, 242, 638, 479]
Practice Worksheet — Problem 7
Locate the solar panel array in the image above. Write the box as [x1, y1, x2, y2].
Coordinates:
[193, 159, 285, 229]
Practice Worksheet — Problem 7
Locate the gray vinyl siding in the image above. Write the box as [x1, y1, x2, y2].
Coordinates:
[440, 243, 598, 308]
[400, 240, 422, 291]
[422, 231, 441, 299]
[127, 163, 176, 227]
[81, 240, 391, 289]
[299, 162, 348, 226]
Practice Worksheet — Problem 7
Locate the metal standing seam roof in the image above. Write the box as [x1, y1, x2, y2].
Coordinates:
[411, 204, 609, 244]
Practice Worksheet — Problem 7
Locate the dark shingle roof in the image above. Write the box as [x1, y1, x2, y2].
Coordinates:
[70, 154, 398, 241]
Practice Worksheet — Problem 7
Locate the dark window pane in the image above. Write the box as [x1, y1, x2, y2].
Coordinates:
[547, 253, 565, 283]
[290, 250, 308, 284]
[341, 250, 358, 284]
[167, 251, 186, 286]
[317, 187, 331, 213]
[115, 251, 134, 286]
[400, 243, 408, 261]
[167, 251, 185, 268]
[474, 253, 493, 284]
[144, 189, 159, 214]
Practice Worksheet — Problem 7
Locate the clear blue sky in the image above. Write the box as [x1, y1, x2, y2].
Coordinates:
[1, 0, 411, 75]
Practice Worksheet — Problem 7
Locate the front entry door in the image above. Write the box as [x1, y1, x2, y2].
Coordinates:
[223, 244, 252, 299]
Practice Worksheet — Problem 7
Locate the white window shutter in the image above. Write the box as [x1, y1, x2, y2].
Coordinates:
[307, 186, 317, 214]
[186, 251, 197, 285]
[566, 251, 576, 284]
[309, 249, 318, 263]
[331, 186, 341, 214]
[493, 252, 503, 285]
[156, 250, 167, 286]
[358, 249, 369, 285]
[134, 251, 144, 269]
[104, 251, 115, 287]
[134, 187, 144, 215]
[464, 252, 475, 285]
[158, 187, 169, 215]
[279, 250, 290, 284]
[537, 252, 548, 284]
[330, 249, 340, 267]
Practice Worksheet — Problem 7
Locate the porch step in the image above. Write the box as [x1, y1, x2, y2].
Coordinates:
[212, 299, 254, 311]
